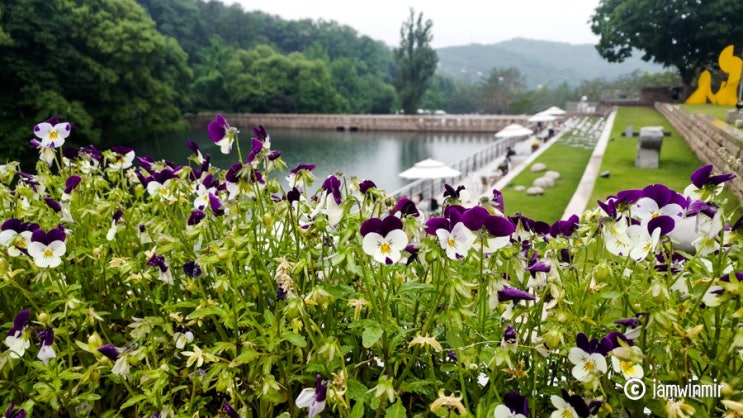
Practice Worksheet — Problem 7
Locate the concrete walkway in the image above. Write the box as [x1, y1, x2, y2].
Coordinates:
[560, 109, 617, 219]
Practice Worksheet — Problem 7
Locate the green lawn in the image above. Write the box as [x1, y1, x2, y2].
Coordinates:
[500, 124, 597, 223]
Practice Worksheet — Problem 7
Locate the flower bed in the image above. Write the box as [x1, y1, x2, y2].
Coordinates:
[1, 116, 742, 417]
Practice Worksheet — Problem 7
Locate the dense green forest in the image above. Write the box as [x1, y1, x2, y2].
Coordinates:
[0, 0, 678, 164]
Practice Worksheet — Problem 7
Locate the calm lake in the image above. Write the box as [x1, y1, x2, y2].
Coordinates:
[136, 128, 497, 192]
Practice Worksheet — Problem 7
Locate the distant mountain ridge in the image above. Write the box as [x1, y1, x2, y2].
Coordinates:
[436, 38, 666, 88]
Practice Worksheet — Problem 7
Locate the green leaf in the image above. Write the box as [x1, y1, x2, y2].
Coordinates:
[362, 325, 383, 348]
[600, 290, 622, 299]
[282, 331, 307, 347]
[384, 400, 406, 418]
[351, 401, 365, 418]
[398, 281, 433, 294]
[186, 306, 227, 320]
[120, 394, 149, 410]
[347, 379, 369, 401]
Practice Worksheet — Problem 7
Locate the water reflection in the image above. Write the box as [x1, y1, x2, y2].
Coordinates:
[136, 128, 495, 192]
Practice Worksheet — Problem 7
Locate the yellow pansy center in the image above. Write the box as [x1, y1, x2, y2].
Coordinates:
[380, 242, 391, 254]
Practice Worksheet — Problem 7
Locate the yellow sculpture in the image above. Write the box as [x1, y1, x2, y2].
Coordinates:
[686, 44, 743, 105]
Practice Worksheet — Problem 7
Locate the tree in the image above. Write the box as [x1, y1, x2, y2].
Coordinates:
[590, 0, 743, 92]
[393, 9, 438, 115]
[479, 68, 525, 114]
[0, 0, 191, 163]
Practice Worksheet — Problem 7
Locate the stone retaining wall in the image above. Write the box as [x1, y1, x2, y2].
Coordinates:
[187, 113, 531, 133]
[655, 102, 743, 204]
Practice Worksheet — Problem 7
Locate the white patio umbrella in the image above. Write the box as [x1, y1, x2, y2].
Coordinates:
[527, 112, 558, 123]
[399, 158, 461, 179]
[399, 158, 461, 207]
[494, 123, 534, 139]
[542, 106, 567, 116]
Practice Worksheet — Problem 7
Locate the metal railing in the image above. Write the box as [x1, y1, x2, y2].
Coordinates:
[391, 136, 523, 199]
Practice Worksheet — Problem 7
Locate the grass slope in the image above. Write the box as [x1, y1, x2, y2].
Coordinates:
[500, 127, 597, 223]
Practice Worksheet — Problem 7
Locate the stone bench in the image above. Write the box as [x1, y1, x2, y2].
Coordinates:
[635, 126, 664, 168]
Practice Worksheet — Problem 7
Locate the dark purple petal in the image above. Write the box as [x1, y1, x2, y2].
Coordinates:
[246, 138, 264, 163]
[484, 216, 515, 237]
[223, 402, 242, 418]
[392, 197, 419, 217]
[147, 253, 165, 268]
[575, 332, 590, 353]
[642, 184, 674, 207]
[615, 317, 640, 328]
[267, 150, 281, 161]
[208, 114, 229, 143]
[183, 261, 202, 278]
[462, 206, 489, 231]
[691, 165, 713, 188]
[1, 218, 22, 232]
[503, 391, 529, 417]
[9, 310, 30, 336]
[443, 184, 465, 199]
[550, 214, 580, 237]
[359, 180, 376, 194]
[110, 146, 133, 155]
[491, 189, 504, 213]
[38, 327, 54, 346]
[97, 344, 120, 360]
[208, 193, 223, 215]
[290, 164, 316, 174]
[600, 331, 632, 354]
[252, 125, 268, 141]
[321, 175, 342, 205]
[587, 400, 603, 416]
[112, 209, 124, 223]
[30, 229, 48, 244]
[503, 326, 517, 343]
[497, 286, 535, 302]
[445, 205, 466, 225]
[186, 141, 200, 155]
[29, 138, 41, 149]
[360, 218, 382, 237]
[64, 175, 82, 194]
[314, 374, 328, 403]
[44, 197, 61, 212]
[286, 187, 301, 203]
[526, 252, 550, 273]
[615, 189, 643, 204]
[380, 216, 403, 236]
[647, 216, 675, 236]
[424, 217, 449, 235]
[188, 210, 206, 226]
[708, 172, 736, 185]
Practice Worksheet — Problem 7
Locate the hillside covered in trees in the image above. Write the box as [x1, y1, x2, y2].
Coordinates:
[0, 0, 674, 164]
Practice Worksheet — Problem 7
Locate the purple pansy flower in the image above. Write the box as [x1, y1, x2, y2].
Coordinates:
[208, 114, 239, 154]
[295, 374, 328, 418]
[5, 310, 30, 359]
[28, 226, 67, 268]
[0, 219, 39, 256]
[37, 327, 56, 365]
[360, 216, 408, 264]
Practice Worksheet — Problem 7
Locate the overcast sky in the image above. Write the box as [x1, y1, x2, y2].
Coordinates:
[226, 0, 601, 48]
